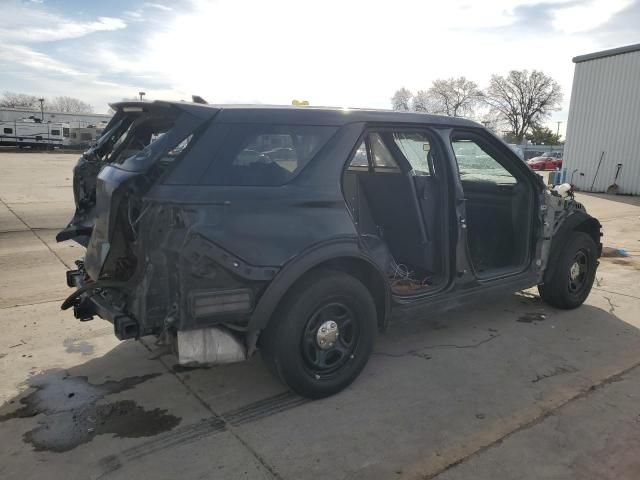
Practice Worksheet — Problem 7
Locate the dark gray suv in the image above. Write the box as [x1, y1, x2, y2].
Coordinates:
[58, 101, 602, 398]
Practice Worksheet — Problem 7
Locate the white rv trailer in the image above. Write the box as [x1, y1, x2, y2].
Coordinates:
[0, 119, 71, 148]
[67, 121, 108, 148]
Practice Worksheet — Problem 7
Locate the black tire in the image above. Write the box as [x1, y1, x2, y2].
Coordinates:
[260, 269, 377, 399]
[538, 231, 598, 309]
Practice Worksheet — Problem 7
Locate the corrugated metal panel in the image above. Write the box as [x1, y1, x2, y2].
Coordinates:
[564, 49, 640, 195]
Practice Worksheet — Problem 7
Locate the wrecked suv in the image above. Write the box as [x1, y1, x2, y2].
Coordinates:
[58, 101, 602, 399]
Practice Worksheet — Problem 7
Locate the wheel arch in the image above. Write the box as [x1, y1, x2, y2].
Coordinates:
[544, 211, 602, 283]
[246, 240, 390, 355]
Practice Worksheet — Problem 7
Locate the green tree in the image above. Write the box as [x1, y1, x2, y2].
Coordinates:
[502, 131, 521, 144]
[526, 126, 562, 145]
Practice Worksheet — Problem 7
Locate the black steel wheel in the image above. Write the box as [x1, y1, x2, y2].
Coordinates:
[539, 232, 598, 309]
[301, 302, 359, 377]
[568, 249, 589, 295]
[260, 270, 376, 399]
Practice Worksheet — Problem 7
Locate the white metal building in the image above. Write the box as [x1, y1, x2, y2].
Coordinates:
[563, 43, 640, 195]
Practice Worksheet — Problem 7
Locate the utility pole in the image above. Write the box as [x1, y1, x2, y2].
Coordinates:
[38, 98, 45, 122]
[139, 91, 146, 101]
[556, 121, 562, 138]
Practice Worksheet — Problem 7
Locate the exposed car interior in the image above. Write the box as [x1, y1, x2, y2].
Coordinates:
[343, 130, 533, 294]
[342, 130, 446, 295]
[451, 135, 532, 277]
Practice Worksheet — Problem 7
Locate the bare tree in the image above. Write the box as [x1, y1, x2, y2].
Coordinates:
[426, 77, 483, 117]
[47, 96, 94, 113]
[484, 70, 562, 141]
[0, 92, 40, 109]
[411, 90, 434, 112]
[391, 87, 412, 111]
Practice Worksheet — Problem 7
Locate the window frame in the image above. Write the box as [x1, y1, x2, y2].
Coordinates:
[390, 130, 436, 177]
[449, 130, 526, 186]
[346, 125, 444, 177]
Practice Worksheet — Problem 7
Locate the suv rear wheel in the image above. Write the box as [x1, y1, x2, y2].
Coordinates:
[539, 231, 598, 309]
[260, 270, 377, 399]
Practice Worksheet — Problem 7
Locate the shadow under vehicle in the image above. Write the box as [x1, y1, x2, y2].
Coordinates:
[57, 101, 602, 398]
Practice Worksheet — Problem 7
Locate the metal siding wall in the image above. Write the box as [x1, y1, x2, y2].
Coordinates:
[564, 50, 640, 194]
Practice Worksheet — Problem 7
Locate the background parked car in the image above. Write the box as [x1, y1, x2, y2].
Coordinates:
[527, 152, 563, 170]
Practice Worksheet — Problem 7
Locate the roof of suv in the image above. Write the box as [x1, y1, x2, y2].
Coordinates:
[111, 100, 483, 128]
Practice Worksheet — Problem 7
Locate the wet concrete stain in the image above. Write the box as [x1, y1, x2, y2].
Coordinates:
[172, 364, 211, 374]
[515, 292, 542, 305]
[430, 321, 448, 330]
[611, 258, 640, 270]
[63, 338, 95, 356]
[0, 371, 180, 452]
[517, 312, 547, 323]
[531, 365, 578, 383]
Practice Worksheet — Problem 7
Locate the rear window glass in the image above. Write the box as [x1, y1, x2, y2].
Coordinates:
[393, 132, 432, 175]
[369, 133, 400, 172]
[202, 124, 336, 186]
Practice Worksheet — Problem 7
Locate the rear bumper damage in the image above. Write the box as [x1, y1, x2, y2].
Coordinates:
[63, 261, 251, 365]
[64, 262, 140, 340]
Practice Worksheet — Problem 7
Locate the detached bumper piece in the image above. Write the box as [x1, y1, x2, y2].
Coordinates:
[64, 264, 139, 341]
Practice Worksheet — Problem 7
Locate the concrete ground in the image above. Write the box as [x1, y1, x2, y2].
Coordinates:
[1, 152, 639, 480]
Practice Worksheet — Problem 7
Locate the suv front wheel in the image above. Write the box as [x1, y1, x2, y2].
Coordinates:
[260, 270, 377, 399]
[539, 231, 598, 309]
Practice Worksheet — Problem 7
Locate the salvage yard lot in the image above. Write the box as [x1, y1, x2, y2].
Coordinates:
[1, 151, 640, 480]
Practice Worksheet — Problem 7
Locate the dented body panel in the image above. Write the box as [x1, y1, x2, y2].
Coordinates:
[58, 101, 601, 360]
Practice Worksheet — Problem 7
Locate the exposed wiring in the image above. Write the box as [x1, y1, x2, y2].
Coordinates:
[389, 259, 431, 290]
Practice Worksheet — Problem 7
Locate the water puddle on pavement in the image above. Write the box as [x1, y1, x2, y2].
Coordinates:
[0, 371, 180, 452]
[517, 312, 547, 323]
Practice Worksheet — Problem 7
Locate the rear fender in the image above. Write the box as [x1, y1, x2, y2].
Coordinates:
[246, 238, 391, 355]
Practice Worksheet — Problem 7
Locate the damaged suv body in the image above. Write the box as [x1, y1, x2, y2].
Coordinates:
[59, 101, 602, 398]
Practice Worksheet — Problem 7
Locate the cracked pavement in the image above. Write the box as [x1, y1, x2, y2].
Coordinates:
[1, 152, 640, 480]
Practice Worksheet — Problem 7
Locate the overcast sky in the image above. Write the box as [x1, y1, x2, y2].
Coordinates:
[1, 0, 639, 134]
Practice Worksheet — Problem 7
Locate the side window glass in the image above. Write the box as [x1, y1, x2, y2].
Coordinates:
[392, 132, 432, 175]
[201, 124, 336, 186]
[370, 133, 400, 172]
[451, 138, 517, 184]
[348, 140, 369, 170]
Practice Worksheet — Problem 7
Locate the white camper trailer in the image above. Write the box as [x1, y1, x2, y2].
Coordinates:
[67, 121, 108, 148]
[0, 119, 71, 148]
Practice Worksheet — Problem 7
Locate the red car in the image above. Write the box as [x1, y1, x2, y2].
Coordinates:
[527, 153, 563, 170]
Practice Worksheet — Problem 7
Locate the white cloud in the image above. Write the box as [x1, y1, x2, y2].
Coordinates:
[143, 2, 173, 12]
[2, 0, 639, 124]
[124, 10, 144, 19]
[124, 0, 596, 108]
[0, 43, 90, 78]
[0, 4, 126, 44]
[552, 0, 633, 33]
